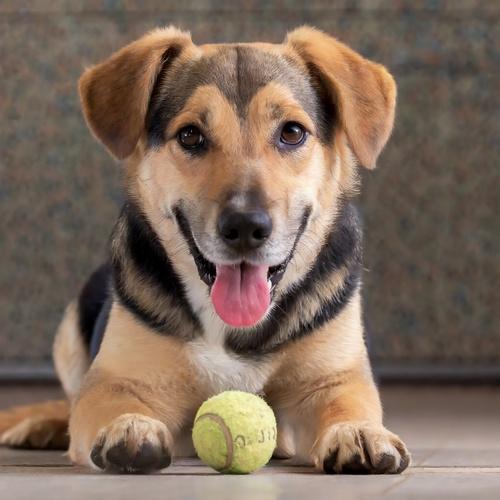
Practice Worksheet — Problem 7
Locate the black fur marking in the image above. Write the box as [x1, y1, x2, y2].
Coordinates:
[226, 203, 362, 355]
[77, 263, 111, 347]
[375, 453, 398, 474]
[91, 436, 171, 474]
[172, 205, 216, 287]
[89, 297, 112, 359]
[104, 440, 171, 474]
[146, 46, 327, 148]
[145, 45, 182, 146]
[111, 258, 169, 332]
[341, 453, 371, 474]
[109, 201, 360, 353]
[323, 449, 339, 473]
[90, 439, 106, 469]
[396, 450, 411, 474]
[323, 447, 403, 475]
[125, 206, 189, 304]
[111, 203, 201, 334]
[288, 267, 360, 341]
[305, 62, 338, 144]
[268, 205, 312, 292]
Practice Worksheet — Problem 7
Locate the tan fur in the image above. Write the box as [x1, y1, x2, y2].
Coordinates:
[53, 301, 91, 399]
[1, 415, 69, 450]
[0, 26, 409, 473]
[79, 26, 196, 159]
[0, 303, 84, 449]
[286, 27, 397, 169]
[311, 421, 408, 473]
[109, 217, 196, 340]
[89, 413, 173, 471]
[68, 302, 208, 465]
[0, 400, 69, 449]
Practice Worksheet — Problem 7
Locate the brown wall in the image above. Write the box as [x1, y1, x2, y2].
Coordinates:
[1, 1, 498, 378]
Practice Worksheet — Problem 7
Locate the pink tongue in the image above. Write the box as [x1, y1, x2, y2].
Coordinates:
[210, 263, 270, 327]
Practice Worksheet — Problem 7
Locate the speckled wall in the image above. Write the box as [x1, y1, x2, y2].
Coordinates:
[1, 1, 498, 379]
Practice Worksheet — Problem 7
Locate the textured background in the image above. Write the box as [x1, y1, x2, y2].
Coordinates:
[0, 0, 499, 379]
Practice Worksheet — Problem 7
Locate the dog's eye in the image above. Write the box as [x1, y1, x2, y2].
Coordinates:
[279, 122, 306, 147]
[177, 125, 205, 150]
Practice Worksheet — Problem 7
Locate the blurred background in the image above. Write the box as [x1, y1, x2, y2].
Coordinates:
[0, 0, 498, 382]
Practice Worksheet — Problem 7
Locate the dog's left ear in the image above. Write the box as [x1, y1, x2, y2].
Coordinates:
[286, 27, 396, 169]
[79, 26, 194, 160]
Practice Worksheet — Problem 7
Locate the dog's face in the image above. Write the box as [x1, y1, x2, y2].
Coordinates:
[79, 26, 396, 328]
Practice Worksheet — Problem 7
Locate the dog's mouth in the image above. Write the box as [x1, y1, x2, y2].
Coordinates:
[173, 206, 310, 328]
[188, 252, 287, 292]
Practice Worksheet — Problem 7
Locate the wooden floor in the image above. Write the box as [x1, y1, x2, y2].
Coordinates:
[0, 384, 499, 499]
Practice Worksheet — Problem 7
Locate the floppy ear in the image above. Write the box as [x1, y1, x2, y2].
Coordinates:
[79, 26, 193, 160]
[286, 27, 396, 169]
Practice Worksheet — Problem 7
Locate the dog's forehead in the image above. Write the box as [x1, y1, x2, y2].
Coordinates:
[146, 44, 320, 145]
[192, 45, 309, 110]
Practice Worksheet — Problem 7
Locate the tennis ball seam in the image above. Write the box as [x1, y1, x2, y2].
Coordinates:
[195, 412, 233, 471]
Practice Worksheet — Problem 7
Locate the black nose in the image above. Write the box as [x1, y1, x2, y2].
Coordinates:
[217, 209, 273, 251]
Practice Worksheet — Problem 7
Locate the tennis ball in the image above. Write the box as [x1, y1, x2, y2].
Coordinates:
[192, 390, 277, 474]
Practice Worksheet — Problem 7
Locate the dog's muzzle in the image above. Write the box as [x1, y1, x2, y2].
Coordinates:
[172, 205, 311, 328]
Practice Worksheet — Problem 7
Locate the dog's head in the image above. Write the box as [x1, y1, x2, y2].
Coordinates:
[79, 26, 396, 329]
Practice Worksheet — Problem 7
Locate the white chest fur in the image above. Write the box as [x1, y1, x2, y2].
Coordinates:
[188, 339, 273, 394]
[184, 275, 274, 394]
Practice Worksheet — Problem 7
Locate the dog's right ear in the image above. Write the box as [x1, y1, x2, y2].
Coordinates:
[79, 27, 193, 160]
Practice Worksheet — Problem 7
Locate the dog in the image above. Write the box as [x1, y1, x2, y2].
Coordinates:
[0, 26, 410, 474]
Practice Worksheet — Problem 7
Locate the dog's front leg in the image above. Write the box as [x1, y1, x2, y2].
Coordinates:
[69, 373, 174, 473]
[307, 372, 410, 474]
[267, 294, 410, 474]
[68, 303, 204, 473]
[272, 368, 410, 474]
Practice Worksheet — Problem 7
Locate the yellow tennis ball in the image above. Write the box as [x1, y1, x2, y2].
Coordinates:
[192, 390, 277, 474]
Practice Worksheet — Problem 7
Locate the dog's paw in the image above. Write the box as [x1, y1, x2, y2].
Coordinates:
[90, 413, 172, 474]
[313, 421, 410, 474]
[0, 417, 69, 450]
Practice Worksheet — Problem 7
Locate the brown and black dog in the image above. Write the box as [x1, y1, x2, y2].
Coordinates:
[0, 26, 409, 474]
